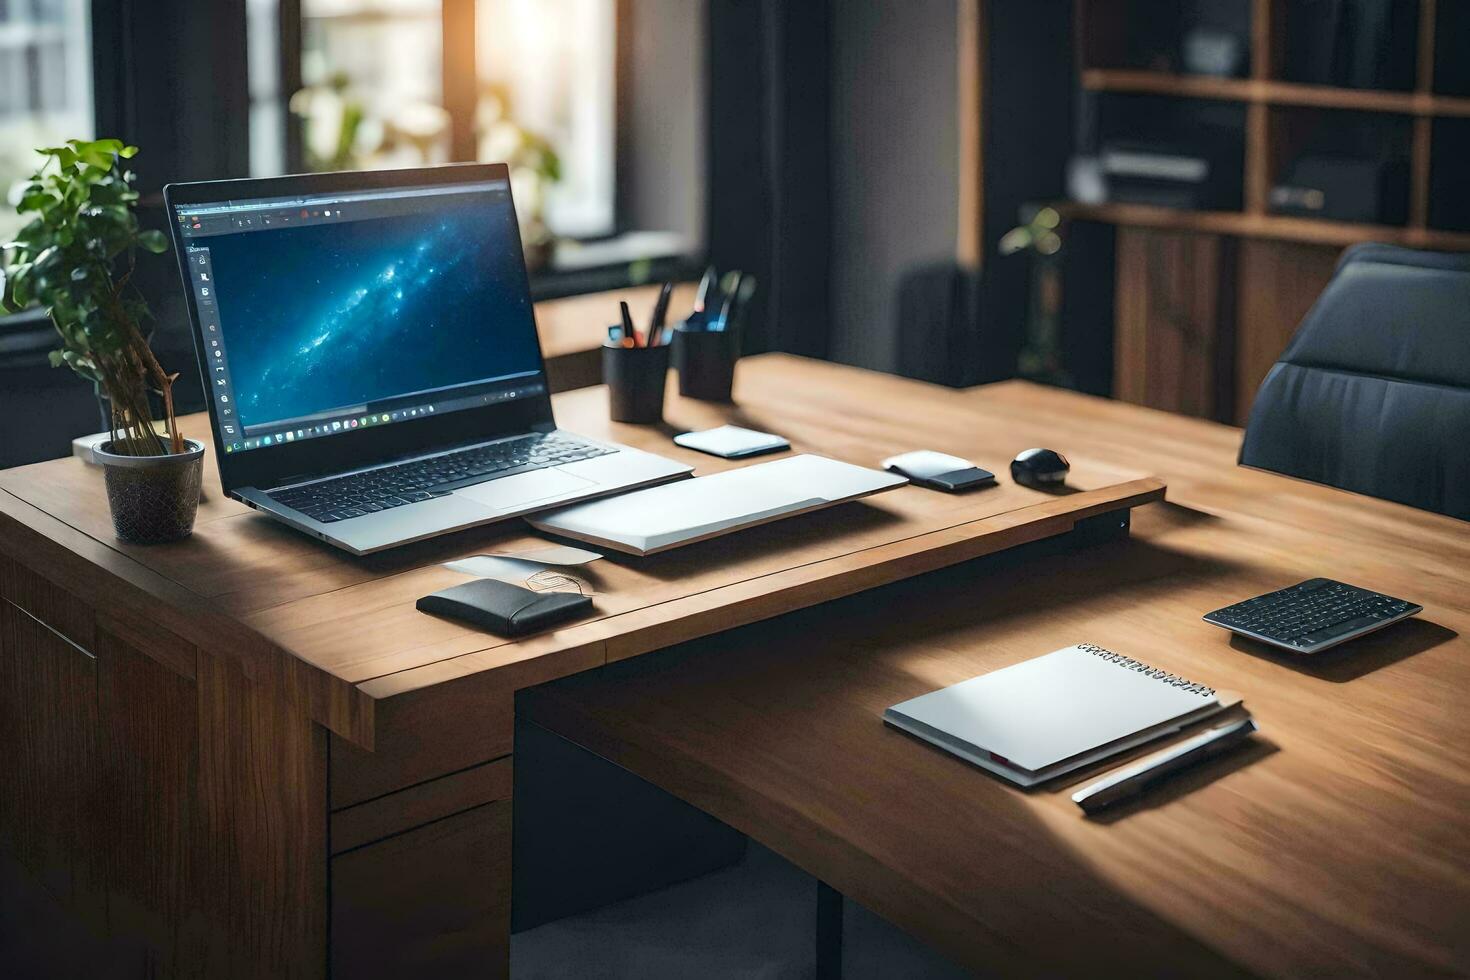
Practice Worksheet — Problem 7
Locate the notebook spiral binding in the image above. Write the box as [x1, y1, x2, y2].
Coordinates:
[1078, 643, 1216, 697]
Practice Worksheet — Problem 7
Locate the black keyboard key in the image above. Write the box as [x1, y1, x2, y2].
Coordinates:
[1302, 614, 1382, 646]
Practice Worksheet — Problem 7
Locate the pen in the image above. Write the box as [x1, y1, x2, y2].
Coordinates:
[650, 281, 674, 338]
[620, 300, 641, 347]
[1070, 716, 1259, 814]
[607, 325, 622, 346]
[714, 272, 741, 332]
[694, 266, 715, 314]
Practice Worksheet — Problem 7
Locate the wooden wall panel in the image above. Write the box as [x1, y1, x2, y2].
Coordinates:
[1235, 239, 1342, 424]
[331, 801, 512, 979]
[1114, 227, 1236, 420]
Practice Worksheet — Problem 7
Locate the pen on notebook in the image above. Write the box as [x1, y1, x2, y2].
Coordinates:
[1071, 716, 1259, 814]
[620, 300, 641, 347]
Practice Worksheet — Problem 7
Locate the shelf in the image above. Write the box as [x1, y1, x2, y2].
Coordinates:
[1081, 69, 1470, 118]
[1055, 201, 1470, 250]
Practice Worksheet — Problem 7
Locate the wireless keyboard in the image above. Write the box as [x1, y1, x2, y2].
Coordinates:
[268, 432, 613, 524]
[1203, 578, 1421, 654]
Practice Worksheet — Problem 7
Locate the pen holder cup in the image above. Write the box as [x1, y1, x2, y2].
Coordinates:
[673, 324, 739, 402]
[603, 340, 670, 424]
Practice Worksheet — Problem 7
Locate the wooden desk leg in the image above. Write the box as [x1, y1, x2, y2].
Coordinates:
[816, 880, 843, 980]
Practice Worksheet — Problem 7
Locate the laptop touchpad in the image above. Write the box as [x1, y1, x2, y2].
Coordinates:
[456, 468, 597, 512]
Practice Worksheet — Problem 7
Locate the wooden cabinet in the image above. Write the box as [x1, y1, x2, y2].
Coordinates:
[0, 588, 104, 929]
[1112, 228, 1343, 423]
[0, 556, 330, 979]
[1114, 227, 1237, 420]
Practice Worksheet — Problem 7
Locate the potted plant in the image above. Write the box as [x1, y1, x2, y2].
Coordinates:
[1, 138, 204, 544]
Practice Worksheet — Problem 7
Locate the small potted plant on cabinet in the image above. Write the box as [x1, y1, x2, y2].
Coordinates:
[1, 139, 203, 544]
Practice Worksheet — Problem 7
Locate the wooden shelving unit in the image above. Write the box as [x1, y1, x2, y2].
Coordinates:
[1066, 0, 1470, 426]
[1057, 200, 1470, 250]
[1080, 69, 1470, 118]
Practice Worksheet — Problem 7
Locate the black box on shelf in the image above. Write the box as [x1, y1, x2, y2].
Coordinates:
[1270, 154, 1409, 225]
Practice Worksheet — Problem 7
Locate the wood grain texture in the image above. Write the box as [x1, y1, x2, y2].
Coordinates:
[1234, 239, 1342, 424]
[1115, 227, 1234, 420]
[0, 593, 103, 925]
[523, 380, 1470, 978]
[1058, 200, 1470, 250]
[331, 757, 511, 854]
[331, 801, 511, 979]
[190, 651, 328, 979]
[0, 488, 373, 747]
[95, 626, 198, 974]
[330, 682, 514, 810]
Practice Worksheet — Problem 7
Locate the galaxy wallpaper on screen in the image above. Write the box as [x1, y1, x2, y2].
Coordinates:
[205, 199, 541, 428]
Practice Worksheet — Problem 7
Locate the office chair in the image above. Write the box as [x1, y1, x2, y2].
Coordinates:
[1239, 242, 1470, 520]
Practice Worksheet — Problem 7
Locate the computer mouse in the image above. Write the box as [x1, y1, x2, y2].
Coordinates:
[882, 450, 995, 492]
[1010, 448, 1070, 487]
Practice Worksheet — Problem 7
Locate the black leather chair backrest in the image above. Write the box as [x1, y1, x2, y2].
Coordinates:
[1240, 243, 1470, 521]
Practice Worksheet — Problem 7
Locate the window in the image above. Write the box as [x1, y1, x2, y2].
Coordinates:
[0, 0, 93, 244]
[477, 0, 615, 239]
[298, 0, 447, 170]
[247, 0, 617, 240]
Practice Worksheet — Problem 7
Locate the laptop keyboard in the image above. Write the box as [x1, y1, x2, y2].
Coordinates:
[267, 432, 614, 524]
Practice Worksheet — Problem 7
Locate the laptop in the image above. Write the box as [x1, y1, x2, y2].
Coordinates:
[164, 164, 691, 555]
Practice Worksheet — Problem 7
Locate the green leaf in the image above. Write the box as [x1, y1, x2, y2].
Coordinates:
[137, 230, 168, 254]
[119, 145, 139, 159]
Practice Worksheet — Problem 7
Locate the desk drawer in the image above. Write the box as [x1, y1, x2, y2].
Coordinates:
[331, 681, 514, 809]
[0, 553, 95, 656]
[331, 798, 511, 979]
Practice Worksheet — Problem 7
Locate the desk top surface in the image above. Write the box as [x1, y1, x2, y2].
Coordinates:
[521, 377, 1470, 978]
[0, 355, 1162, 746]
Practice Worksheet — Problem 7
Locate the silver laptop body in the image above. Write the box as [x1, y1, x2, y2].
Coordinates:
[165, 163, 690, 554]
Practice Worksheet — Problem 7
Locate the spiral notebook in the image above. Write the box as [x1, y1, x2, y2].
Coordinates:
[884, 644, 1240, 787]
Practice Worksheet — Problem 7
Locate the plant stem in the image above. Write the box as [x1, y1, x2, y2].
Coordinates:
[109, 261, 183, 454]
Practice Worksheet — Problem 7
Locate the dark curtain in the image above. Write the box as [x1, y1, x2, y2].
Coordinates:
[706, 0, 831, 358]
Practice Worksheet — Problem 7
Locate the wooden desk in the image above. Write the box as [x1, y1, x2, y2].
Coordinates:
[522, 382, 1470, 978]
[0, 356, 1159, 977]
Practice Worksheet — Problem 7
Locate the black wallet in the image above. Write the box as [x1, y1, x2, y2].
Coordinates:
[417, 578, 593, 637]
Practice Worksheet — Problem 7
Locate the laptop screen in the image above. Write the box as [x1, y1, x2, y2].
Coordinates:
[171, 178, 547, 456]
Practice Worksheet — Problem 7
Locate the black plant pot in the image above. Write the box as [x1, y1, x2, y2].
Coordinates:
[93, 439, 205, 544]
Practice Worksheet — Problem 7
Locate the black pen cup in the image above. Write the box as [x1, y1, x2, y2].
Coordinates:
[673, 323, 739, 401]
[603, 338, 670, 423]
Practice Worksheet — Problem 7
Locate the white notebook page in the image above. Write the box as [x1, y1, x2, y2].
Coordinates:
[885, 644, 1218, 773]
